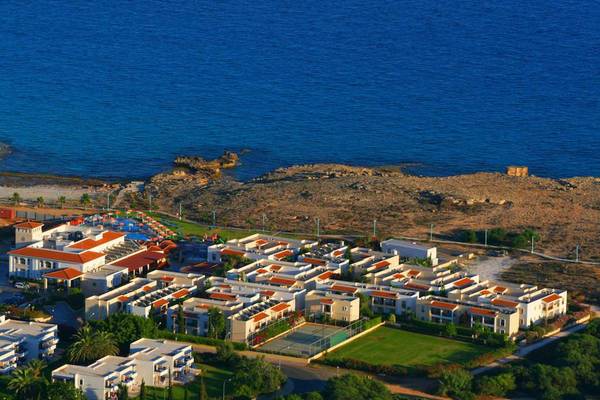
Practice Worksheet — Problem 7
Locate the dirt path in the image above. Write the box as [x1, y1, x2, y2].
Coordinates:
[465, 256, 518, 282]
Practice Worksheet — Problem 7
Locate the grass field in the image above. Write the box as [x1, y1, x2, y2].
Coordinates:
[135, 363, 234, 399]
[326, 326, 488, 367]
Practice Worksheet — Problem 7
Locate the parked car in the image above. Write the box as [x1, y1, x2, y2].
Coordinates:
[14, 281, 30, 290]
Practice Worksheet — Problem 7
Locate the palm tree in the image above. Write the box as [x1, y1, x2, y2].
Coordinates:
[67, 325, 118, 364]
[80, 193, 91, 210]
[36, 196, 45, 208]
[11, 192, 21, 206]
[27, 359, 46, 378]
[58, 196, 67, 209]
[8, 367, 46, 400]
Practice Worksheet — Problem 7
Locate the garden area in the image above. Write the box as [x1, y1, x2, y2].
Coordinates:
[324, 326, 489, 368]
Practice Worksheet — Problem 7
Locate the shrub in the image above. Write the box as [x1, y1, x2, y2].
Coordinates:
[475, 372, 516, 397]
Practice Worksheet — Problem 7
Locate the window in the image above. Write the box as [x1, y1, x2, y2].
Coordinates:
[500, 319, 505, 327]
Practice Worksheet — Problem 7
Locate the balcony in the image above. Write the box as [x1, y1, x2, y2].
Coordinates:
[41, 338, 59, 349]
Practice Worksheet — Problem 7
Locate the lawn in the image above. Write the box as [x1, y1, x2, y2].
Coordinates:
[326, 326, 489, 367]
[136, 363, 234, 399]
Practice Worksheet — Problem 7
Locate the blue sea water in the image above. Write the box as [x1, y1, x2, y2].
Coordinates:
[0, 0, 599, 180]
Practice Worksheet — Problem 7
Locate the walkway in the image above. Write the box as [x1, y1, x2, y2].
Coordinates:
[472, 322, 590, 375]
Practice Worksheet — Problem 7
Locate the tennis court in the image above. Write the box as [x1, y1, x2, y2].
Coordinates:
[257, 323, 352, 358]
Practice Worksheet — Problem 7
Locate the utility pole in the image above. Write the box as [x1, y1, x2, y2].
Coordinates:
[107, 192, 110, 210]
[179, 202, 182, 220]
[148, 193, 152, 210]
[575, 244, 580, 262]
[484, 229, 488, 247]
[316, 217, 320, 239]
[429, 223, 434, 241]
[373, 219, 377, 238]
[212, 210, 216, 227]
[531, 236, 535, 253]
[262, 213, 267, 232]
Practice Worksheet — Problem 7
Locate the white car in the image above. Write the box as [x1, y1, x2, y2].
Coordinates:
[14, 282, 29, 290]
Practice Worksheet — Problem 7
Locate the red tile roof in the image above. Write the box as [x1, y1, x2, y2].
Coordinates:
[370, 290, 397, 299]
[393, 273, 406, 279]
[153, 299, 169, 309]
[430, 301, 458, 311]
[302, 257, 327, 266]
[256, 268, 269, 274]
[14, 221, 43, 229]
[491, 298, 519, 308]
[255, 239, 269, 247]
[453, 278, 475, 288]
[269, 277, 297, 286]
[9, 247, 105, 264]
[68, 231, 125, 250]
[320, 298, 334, 305]
[493, 286, 508, 294]
[318, 271, 334, 280]
[406, 270, 421, 278]
[143, 286, 154, 292]
[270, 303, 290, 313]
[333, 250, 344, 257]
[470, 307, 497, 317]
[172, 289, 190, 299]
[160, 276, 175, 282]
[118, 295, 130, 302]
[270, 265, 282, 271]
[330, 284, 358, 294]
[274, 250, 293, 260]
[404, 282, 430, 291]
[260, 290, 275, 297]
[43, 268, 83, 280]
[542, 293, 562, 303]
[221, 248, 245, 257]
[253, 312, 269, 323]
[210, 293, 237, 301]
[112, 250, 166, 271]
[372, 261, 390, 270]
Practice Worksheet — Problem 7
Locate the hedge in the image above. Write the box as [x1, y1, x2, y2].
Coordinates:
[154, 330, 247, 350]
[363, 316, 383, 330]
[319, 357, 414, 377]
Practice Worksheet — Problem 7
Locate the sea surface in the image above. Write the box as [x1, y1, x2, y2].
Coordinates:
[0, 1, 599, 180]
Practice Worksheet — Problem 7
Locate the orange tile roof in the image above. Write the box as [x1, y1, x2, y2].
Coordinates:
[542, 293, 562, 303]
[470, 307, 497, 317]
[333, 250, 344, 257]
[9, 247, 105, 264]
[172, 289, 190, 299]
[302, 257, 327, 266]
[480, 290, 492, 295]
[256, 268, 269, 274]
[143, 286, 154, 292]
[221, 248, 246, 257]
[270, 265, 282, 271]
[153, 299, 169, 308]
[260, 290, 275, 297]
[318, 271, 334, 280]
[160, 276, 175, 282]
[372, 260, 390, 270]
[491, 298, 519, 308]
[270, 303, 290, 313]
[430, 300, 458, 311]
[118, 295, 130, 302]
[210, 293, 237, 301]
[255, 239, 269, 247]
[406, 270, 421, 278]
[320, 298, 334, 305]
[269, 277, 297, 286]
[274, 250, 293, 260]
[370, 290, 397, 299]
[112, 250, 166, 271]
[404, 282, 430, 291]
[14, 221, 43, 229]
[253, 312, 269, 323]
[330, 284, 358, 294]
[493, 286, 508, 294]
[453, 278, 475, 288]
[68, 231, 125, 250]
[393, 273, 406, 279]
[43, 268, 83, 280]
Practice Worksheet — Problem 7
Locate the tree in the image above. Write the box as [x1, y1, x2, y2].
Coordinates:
[463, 230, 478, 243]
[356, 292, 374, 319]
[46, 381, 86, 400]
[437, 368, 473, 400]
[117, 383, 129, 400]
[80, 193, 91, 209]
[475, 372, 516, 397]
[36, 196, 45, 208]
[11, 192, 21, 206]
[90, 313, 158, 354]
[177, 305, 185, 334]
[304, 393, 324, 400]
[139, 380, 146, 400]
[232, 356, 286, 397]
[199, 375, 208, 400]
[216, 341, 236, 364]
[8, 367, 46, 400]
[387, 313, 396, 324]
[207, 307, 226, 339]
[324, 373, 392, 400]
[58, 196, 67, 209]
[67, 325, 118, 364]
[445, 322, 457, 337]
[27, 359, 46, 378]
